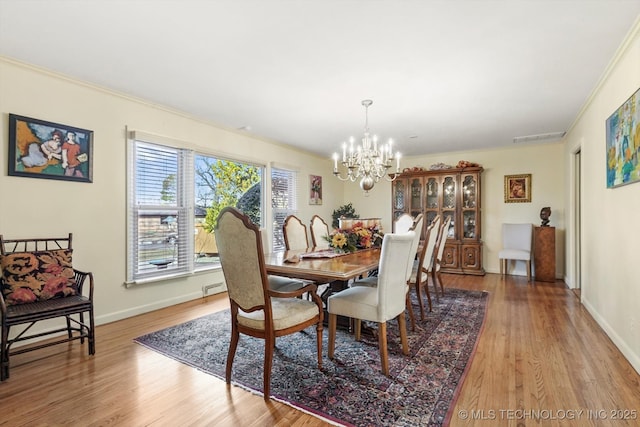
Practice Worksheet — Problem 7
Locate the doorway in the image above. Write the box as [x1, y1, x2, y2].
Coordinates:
[573, 148, 582, 297]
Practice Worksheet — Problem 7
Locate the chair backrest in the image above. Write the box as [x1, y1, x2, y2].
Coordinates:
[310, 215, 330, 249]
[376, 232, 416, 321]
[502, 223, 533, 252]
[215, 207, 268, 312]
[394, 213, 414, 234]
[420, 215, 441, 274]
[283, 215, 309, 250]
[434, 215, 451, 271]
[404, 214, 424, 280]
[259, 228, 270, 254]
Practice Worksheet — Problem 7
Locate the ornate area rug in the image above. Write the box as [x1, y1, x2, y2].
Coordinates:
[134, 288, 488, 426]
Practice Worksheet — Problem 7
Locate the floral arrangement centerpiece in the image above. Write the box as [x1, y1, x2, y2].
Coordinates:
[325, 221, 384, 253]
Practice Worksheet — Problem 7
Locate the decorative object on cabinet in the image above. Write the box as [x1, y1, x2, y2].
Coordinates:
[8, 114, 93, 183]
[428, 162, 453, 170]
[456, 160, 481, 168]
[331, 100, 401, 193]
[605, 86, 640, 188]
[504, 174, 531, 203]
[391, 166, 484, 275]
[540, 207, 551, 226]
[534, 226, 556, 282]
[309, 175, 322, 205]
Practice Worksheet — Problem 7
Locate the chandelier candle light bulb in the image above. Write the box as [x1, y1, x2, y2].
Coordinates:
[332, 99, 401, 193]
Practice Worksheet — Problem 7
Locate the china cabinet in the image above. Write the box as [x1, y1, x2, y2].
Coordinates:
[391, 166, 484, 275]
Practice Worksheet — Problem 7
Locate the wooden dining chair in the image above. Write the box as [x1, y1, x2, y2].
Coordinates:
[215, 207, 323, 399]
[327, 232, 415, 376]
[283, 215, 309, 250]
[407, 215, 440, 326]
[431, 215, 452, 297]
[394, 213, 414, 234]
[260, 228, 306, 293]
[309, 215, 330, 249]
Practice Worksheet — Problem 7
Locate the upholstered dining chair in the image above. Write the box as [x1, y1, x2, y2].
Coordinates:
[260, 228, 306, 293]
[327, 232, 415, 376]
[407, 215, 440, 327]
[309, 215, 330, 249]
[215, 207, 324, 400]
[430, 215, 452, 298]
[283, 215, 309, 250]
[498, 223, 533, 281]
[394, 213, 415, 234]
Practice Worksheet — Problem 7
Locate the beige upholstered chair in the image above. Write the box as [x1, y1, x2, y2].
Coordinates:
[283, 215, 309, 250]
[394, 213, 414, 234]
[407, 215, 440, 326]
[431, 215, 452, 297]
[309, 215, 330, 249]
[260, 229, 306, 292]
[327, 232, 415, 376]
[215, 207, 323, 399]
[498, 223, 533, 281]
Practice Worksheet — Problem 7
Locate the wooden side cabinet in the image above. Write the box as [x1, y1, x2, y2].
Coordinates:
[534, 226, 556, 282]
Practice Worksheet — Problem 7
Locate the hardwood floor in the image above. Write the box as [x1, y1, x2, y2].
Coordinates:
[1, 274, 639, 426]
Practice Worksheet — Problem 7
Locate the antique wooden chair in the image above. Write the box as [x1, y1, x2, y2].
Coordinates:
[309, 215, 330, 249]
[431, 215, 452, 296]
[215, 208, 323, 399]
[327, 232, 415, 376]
[260, 228, 306, 293]
[283, 215, 309, 250]
[393, 213, 414, 234]
[0, 233, 95, 381]
[407, 215, 440, 327]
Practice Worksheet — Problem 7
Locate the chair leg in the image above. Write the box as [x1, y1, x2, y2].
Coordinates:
[397, 312, 409, 356]
[328, 313, 337, 359]
[354, 319, 362, 341]
[500, 259, 504, 276]
[406, 293, 416, 332]
[378, 322, 389, 376]
[88, 309, 96, 355]
[1, 324, 9, 381]
[316, 320, 323, 369]
[526, 260, 532, 281]
[414, 282, 426, 320]
[423, 281, 433, 312]
[226, 322, 239, 384]
[434, 269, 445, 297]
[263, 333, 275, 400]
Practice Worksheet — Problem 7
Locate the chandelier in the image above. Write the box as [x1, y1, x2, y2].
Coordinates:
[332, 100, 400, 193]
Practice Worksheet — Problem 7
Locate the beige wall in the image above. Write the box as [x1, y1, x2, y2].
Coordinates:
[0, 57, 342, 325]
[344, 143, 566, 278]
[563, 19, 640, 373]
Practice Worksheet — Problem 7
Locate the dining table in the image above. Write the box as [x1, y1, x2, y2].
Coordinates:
[263, 247, 381, 328]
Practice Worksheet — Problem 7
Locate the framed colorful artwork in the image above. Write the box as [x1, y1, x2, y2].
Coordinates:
[605, 87, 640, 188]
[309, 174, 322, 205]
[8, 114, 93, 183]
[504, 174, 531, 203]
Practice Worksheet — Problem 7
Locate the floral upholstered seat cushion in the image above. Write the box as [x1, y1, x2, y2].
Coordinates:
[0, 249, 77, 306]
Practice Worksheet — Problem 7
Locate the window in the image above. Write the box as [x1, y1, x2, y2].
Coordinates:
[271, 166, 298, 251]
[128, 134, 264, 283]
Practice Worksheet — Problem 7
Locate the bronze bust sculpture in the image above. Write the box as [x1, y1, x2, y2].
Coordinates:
[540, 207, 551, 226]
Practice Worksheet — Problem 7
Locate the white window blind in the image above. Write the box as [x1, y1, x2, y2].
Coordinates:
[271, 167, 298, 251]
[127, 140, 193, 282]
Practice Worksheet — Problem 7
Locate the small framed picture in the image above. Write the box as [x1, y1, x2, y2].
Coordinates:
[309, 174, 322, 205]
[504, 174, 531, 203]
[8, 114, 93, 183]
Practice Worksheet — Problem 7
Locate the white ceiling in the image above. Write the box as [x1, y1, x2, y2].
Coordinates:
[1, 0, 639, 158]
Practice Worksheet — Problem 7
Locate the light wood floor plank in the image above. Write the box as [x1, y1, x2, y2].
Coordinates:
[1, 274, 638, 426]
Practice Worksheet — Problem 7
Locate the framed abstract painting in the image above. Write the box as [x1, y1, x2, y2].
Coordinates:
[8, 114, 93, 183]
[605, 87, 640, 188]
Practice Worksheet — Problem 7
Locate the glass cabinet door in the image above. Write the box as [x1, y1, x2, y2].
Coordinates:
[426, 177, 438, 209]
[462, 175, 477, 239]
[393, 179, 406, 220]
[442, 176, 456, 209]
[462, 175, 477, 208]
[410, 178, 422, 216]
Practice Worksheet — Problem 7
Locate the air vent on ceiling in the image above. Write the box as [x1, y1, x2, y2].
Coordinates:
[513, 131, 566, 144]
